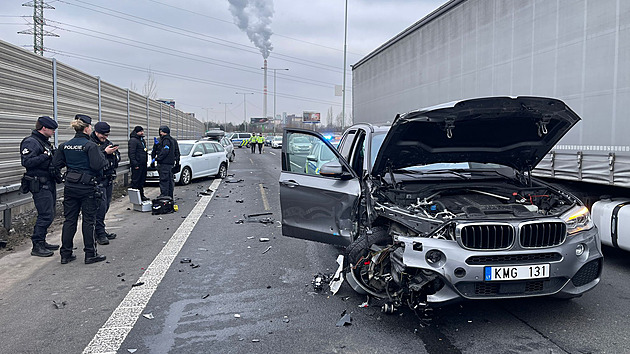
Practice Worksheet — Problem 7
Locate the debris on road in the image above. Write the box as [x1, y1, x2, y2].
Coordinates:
[234, 314, 241, 318]
[117, 273, 125, 277]
[180, 258, 192, 263]
[202, 294, 210, 299]
[252, 339, 260, 343]
[127, 349, 137, 353]
[262, 246, 272, 254]
[0, 239, 7, 248]
[336, 310, 352, 327]
[52, 300, 66, 309]
[190, 264, 200, 269]
[143, 313, 154, 320]
[131, 281, 145, 288]
[225, 178, 244, 183]
[235, 219, 244, 224]
[282, 316, 290, 323]
[198, 247, 208, 251]
[235, 199, 244, 203]
[312, 273, 328, 291]
[329, 255, 345, 295]
[359, 296, 370, 308]
[259, 237, 270, 242]
[258, 217, 275, 225]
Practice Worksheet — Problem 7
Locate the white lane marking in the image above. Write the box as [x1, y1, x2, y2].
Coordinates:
[249, 158, 253, 165]
[82, 178, 222, 354]
[259, 183, 270, 211]
[268, 151, 276, 156]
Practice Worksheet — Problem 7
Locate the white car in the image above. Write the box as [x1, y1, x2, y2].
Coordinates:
[271, 136, 283, 149]
[147, 140, 228, 185]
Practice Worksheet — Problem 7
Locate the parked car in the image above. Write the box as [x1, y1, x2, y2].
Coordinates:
[147, 140, 228, 185]
[271, 135, 283, 149]
[202, 135, 235, 162]
[230, 132, 252, 148]
[287, 135, 311, 154]
[279, 96, 602, 313]
[264, 135, 273, 146]
[304, 140, 336, 174]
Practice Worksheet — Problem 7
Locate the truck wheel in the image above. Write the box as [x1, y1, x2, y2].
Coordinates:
[345, 226, 390, 298]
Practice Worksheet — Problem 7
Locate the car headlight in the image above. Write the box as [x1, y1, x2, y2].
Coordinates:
[562, 206, 594, 235]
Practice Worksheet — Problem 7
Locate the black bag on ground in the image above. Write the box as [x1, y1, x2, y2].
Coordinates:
[152, 196, 174, 215]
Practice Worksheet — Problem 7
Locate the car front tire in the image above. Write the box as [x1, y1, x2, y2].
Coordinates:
[216, 163, 227, 179]
[179, 167, 192, 185]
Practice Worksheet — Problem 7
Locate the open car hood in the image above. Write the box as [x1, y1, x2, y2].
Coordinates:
[372, 96, 581, 176]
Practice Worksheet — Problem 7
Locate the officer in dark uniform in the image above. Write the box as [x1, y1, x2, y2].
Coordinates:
[20, 116, 60, 257]
[151, 125, 180, 199]
[128, 125, 149, 201]
[89, 121, 120, 245]
[52, 114, 116, 264]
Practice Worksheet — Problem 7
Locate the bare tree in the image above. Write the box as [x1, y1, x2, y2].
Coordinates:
[129, 80, 138, 93]
[336, 111, 344, 129]
[142, 69, 158, 99]
[327, 106, 333, 128]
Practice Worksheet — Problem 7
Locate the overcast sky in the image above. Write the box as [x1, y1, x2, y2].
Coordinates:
[0, 0, 445, 126]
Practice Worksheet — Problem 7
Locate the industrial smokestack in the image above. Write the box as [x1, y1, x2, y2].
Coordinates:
[263, 59, 268, 119]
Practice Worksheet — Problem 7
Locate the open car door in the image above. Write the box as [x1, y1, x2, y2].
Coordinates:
[279, 129, 360, 246]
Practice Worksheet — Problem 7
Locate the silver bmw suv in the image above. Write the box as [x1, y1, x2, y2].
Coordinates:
[279, 96, 602, 312]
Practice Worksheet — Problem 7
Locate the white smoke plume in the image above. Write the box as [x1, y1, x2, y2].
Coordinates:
[228, 0, 274, 59]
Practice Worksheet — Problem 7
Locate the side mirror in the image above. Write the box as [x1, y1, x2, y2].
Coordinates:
[192, 151, 203, 157]
[306, 154, 317, 162]
[319, 161, 353, 179]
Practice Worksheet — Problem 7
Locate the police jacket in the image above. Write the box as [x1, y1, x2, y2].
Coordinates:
[153, 134, 180, 165]
[20, 130, 56, 178]
[128, 133, 148, 168]
[53, 132, 108, 180]
[89, 132, 120, 179]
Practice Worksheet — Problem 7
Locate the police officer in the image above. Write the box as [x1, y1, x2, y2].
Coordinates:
[152, 125, 180, 199]
[90, 121, 120, 245]
[250, 134, 256, 154]
[128, 125, 149, 201]
[257, 133, 264, 154]
[52, 114, 116, 264]
[20, 116, 60, 257]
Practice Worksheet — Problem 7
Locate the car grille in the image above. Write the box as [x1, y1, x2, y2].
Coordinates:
[572, 258, 602, 287]
[466, 252, 562, 265]
[455, 278, 568, 297]
[460, 224, 514, 250]
[520, 222, 566, 248]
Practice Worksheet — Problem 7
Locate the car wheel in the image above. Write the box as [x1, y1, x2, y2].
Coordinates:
[216, 163, 227, 179]
[179, 167, 192, 185]
[229, 151, 235, 162]
[345, 226, 391, 298]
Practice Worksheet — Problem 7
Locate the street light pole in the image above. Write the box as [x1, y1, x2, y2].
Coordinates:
[219, 102, 232, 131]
[342, 0, 348, 128]
[268, 68, 289, 134]
[235, 92, 254, 132]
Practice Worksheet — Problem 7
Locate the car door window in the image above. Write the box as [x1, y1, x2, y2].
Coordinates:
[203, 143, 217, 153]
[338, 130, 357, 162]
[214, 143, 225, 152]
[286, 131, 339, 175]
[193, 144, 205, 155]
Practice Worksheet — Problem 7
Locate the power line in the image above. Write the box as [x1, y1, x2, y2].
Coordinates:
[43, 19, 350, 92]
[146, 0, 366, 57]
[59, 0, 347, 74]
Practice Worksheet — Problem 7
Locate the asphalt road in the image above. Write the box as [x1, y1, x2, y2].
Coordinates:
[0, 145, 629, 354]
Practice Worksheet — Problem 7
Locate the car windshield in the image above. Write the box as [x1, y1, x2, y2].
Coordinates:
[273, 136, 282, 141]
[370, 132, 387, 165]
[179, 143, 194, 156]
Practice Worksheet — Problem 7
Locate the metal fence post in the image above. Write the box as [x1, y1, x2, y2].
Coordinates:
[126, 89, 130, 137]
[52, 58, 58, 146]
[97, 76, 102, 122]
[146, 96, 149, 135]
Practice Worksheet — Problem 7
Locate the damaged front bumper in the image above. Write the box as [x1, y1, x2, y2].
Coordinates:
[394, 227, 602, 305]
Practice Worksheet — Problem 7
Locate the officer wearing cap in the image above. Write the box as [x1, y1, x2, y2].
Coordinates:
[128, 125, 149, 201]
[151, 125, 180, 199]
[20, 116, 60, 257]
[89, 121, 120, 245]
[52, 114, 116, 265]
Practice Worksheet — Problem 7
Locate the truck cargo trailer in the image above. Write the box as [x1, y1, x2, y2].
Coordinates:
[352, 0, 630, 250]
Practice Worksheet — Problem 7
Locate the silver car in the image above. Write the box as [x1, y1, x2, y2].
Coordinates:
[279, 96, 602, 312]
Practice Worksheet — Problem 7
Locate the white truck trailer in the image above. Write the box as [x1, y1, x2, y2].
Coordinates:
[352, 0, 630, 250]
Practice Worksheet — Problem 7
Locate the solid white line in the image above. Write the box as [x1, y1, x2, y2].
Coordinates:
[82, 178, 222, 354]
[268, 151, 276, 156]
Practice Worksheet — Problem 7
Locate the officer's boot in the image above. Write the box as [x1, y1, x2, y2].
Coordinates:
[31, 241, 54, 257]
[43, 241, 60, 250]
[95, 234, 110, 245]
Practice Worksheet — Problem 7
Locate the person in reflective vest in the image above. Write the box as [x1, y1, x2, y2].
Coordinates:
[19, 115, 60, 257]
[52, 114, 117, 265]
[257, 133, 264, 154]
[250, 135, 256, 154]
